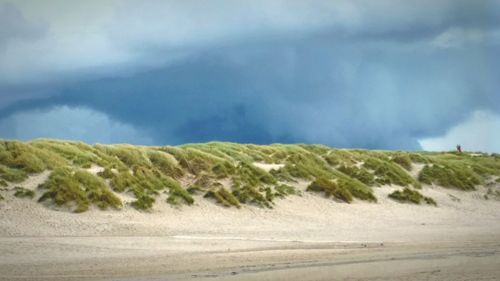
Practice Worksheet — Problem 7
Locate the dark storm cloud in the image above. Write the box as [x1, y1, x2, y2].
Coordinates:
[0, 0, 499, 149]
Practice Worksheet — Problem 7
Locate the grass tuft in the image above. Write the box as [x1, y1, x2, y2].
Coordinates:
[0, 164, 27, 182]
[337, 165, 375, 186]
[131, 193, 155, 210]
[418, 164, 480, 190]
[391, 153, 412, 171]
[13, 186, 35, 199]
[388, 187, 436, 206]
[38, 168, 121, 212]
[205, 186, 241, 208]
[274, 184, 298, 198]
[307, 178, 353, 203]
[148, 151, 184, 178]
[363, 158, 416, 187]
[165, 176, 194, 205]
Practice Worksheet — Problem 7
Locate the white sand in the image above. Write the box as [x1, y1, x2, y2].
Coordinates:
[252, 162, 285, 172]
[1, 171, 500, 280]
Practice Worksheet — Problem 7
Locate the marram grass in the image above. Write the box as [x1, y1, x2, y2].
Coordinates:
[0, 139, 499, 212]
[389, 187, 437, 206]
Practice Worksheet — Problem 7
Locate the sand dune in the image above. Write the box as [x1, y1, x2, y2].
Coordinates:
[1, 173, 500, 280]
[1, 141, 500, 280]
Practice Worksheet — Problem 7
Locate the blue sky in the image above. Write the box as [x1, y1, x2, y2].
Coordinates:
[0, 0, 499, 152]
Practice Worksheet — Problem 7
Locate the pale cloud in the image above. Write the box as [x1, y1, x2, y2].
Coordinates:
[0, 0, 131, 84]
[419, 110, 500, 153]
[0, 2, 45, 48]
[0, 106, 154, 145]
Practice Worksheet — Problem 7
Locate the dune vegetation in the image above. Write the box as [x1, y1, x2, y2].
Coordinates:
[389, 187, 437, 206]
[0, 139, 499, 212]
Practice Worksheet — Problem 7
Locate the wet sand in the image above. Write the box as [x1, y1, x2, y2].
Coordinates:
[1, 236, 499, 281]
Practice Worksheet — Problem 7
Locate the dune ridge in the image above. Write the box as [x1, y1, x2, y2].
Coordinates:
[1, 139, 500, 280]
[1, 139, 499, 214]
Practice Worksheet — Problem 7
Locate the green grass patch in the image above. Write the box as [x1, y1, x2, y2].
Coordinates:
[38, 168, 121, 213]
[13, 186, 35, 199]
[337, 177, 377, 202]
[363, 158, 416, 187]
[408, 153, 430, 164]
[418, 164, 480, 190]
[205, 186, 241, 208]
[391, 153, 412, 171]
[2, 139, 499, 212]
[162, 146, 232, 177]
[38, 168, 89, 212]
[274, 184, 298, 197]
[231, 181, 271, 208]
[337, 165, 375, 186]
[100, 145, 150, 167]
[104, 164, 193, 209]
[307, 178, 353, 203]
[148, 150, 184, 178]
[31, 140, 100, 168]
[165, 176, 194, 205]
[0, 141, 47, 173]
[0, 164, 28, 182]
[388, 187, 436, 206]
[97, 167, 115, 179]
[187, 174, 212, 194]
[131, 193, 155, 210]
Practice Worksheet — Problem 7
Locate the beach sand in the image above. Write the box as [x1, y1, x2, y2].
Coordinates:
[1, 172, 500, 280]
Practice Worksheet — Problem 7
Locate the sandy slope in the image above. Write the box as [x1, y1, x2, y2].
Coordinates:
[1, 170, 500, 280]
[1, 175, 499, 241]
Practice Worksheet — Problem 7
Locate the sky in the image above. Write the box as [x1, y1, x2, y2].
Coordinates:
[0, 0, 499, 152]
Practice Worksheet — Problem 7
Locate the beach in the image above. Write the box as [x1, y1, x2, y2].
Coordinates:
[1, 177, 500, 281]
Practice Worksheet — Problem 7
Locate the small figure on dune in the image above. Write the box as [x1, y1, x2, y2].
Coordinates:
[456, 144, 462, 153]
